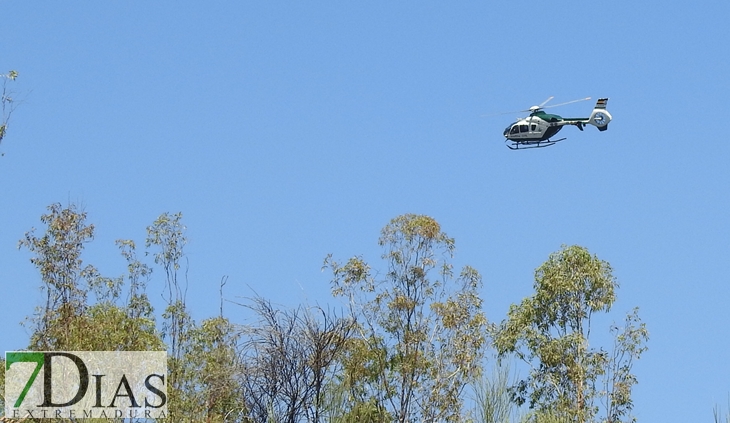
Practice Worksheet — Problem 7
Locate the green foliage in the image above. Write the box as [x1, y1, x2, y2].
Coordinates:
[176, 316, 247, 422]
[9, 206, 650, 423]
[11, 204, 164, 423]
[473, 361, 521, 423]
[146, 211, 187, 305]
[1, 70, 19, 149]
[603, 308, 648, 423]
[16, 204, 165, 354]
[341, 399, 392, 423]
[522, 409, 572, 423]
[0, 357, 5, 414]
[319, 376, 392, 423]
[494, 245, 648, 423]
[146, 212, 190, 358]
[18, 203, 98, 350]
[326, 214, 487, 422]
[145, 211, 197, 421]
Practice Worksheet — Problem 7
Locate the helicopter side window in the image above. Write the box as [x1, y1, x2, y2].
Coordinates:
[510, 125, 519, 135]
[519, 124, 528, 133]
[531, 124, 537, 131]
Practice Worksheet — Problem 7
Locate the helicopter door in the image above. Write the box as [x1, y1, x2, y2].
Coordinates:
[519, 124, 530, 139]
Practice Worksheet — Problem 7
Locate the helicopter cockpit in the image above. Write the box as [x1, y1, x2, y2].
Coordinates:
[504, 122, 537, 138]
[503, 124, 514, 137]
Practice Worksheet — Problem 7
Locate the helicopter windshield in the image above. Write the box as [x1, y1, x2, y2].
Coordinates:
[504, 124, 515, 136]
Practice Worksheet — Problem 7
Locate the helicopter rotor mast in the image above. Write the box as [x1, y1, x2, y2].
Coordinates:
[528, 96, 555, 113]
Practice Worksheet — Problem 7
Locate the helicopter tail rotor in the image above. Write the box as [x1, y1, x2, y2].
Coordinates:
[587, 98, 612, 131]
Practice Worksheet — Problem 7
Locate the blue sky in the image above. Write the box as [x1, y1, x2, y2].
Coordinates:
[2, 1, 729, 421]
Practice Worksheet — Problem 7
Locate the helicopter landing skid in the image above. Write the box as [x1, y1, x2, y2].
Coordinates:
[506, 138, 567, 150]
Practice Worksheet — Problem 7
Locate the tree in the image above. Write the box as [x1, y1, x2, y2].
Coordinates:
[17, 204, 165, 354]
[14, 203, 162, 379]
[145, 211, 202, 421]
[325, 214, 487, 422]
[237, 296, 353, 423]
[0, 357, 5, 417]
[1, 70, 19, 149]
[184, 315, 247, 422]
[18, 203, 98, 350]
[493, 245, 648, 423]
[603, 308, 648, 423]
[472, 361, 521, 423]
[146, 212, 191, 363]
[13, 204, 165, 423]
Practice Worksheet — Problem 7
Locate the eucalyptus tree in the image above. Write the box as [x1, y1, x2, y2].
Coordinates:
[18, 202, 98, 350]
[14, 204, 164, 423]
[325, 214, 487, 422]
[493, 245, 648, 423]
[18, 204, 164, 352]
[180, 315, 247, 422]
[146, 212, 191, 363]
[1, 69, 19, 147]
[144, 211, 205, 422]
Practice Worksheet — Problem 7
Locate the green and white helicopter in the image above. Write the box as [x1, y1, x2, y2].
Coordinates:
[502, 97, 611, 149]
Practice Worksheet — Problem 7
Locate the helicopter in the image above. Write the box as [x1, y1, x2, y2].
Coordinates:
[502, 97, 612, 149]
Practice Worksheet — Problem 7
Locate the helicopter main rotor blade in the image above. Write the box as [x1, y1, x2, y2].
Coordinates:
[537, 96, 555, 108]
[482, 96, 590, 117]
[542, 97, 592, 109]
[481, 109, 530, 117]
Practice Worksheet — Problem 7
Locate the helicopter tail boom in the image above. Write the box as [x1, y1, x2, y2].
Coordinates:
[563, 98, 612, 130]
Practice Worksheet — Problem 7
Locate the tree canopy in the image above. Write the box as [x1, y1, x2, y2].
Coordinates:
[494, 245, 648, 423]
[2, 207, 648, 423]
[325, 214, 488, 422]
